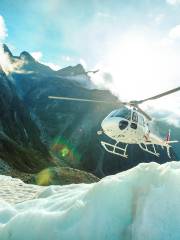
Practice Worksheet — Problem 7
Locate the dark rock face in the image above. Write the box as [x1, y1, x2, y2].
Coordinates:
[0, 67, 51, 172]
[20, 51, 35, 62]
[12, 71, 118, 174]
[2, 44, 13, 58]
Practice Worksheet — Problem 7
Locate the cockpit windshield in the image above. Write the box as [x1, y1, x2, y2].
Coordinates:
[111, 107, 131, 120]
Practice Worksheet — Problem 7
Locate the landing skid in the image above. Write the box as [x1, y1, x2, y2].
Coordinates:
[138, 143, 160, 157]
[101, 141, 128, 158]
[101, 141, 171, 159]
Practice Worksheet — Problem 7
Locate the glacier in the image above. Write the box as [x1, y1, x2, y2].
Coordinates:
[0, 161, 180, 240]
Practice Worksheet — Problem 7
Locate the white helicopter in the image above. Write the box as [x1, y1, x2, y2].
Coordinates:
[49, 86, 180, 159]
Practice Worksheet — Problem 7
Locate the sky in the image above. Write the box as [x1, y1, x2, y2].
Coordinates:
[0, 0, 180, 125]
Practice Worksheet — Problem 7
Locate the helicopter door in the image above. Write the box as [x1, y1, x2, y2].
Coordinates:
[130, 112, 138, 129]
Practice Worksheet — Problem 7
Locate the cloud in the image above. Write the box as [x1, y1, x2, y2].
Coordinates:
[62, 56, 72, 62]
[166, 0, 180, 5]
[31, 51, 43, 61]
[159, 24, 180, 47]
[31, 51, 60, 70]
[43, 62, 60, 70]
[102, 72, 113, 83]
[0, 16, 32, 74]
[0, 15, 7, 41]
[0, 46, 30, 74]
[169, 25, 180, 40]
[88, 28, 180, 130]
[0, 16, 25, 74]
[154, 14, 165, 24]
[79, 58, 87, 69]
[149, 108, 180, 127]
[97, 12, 111, 18]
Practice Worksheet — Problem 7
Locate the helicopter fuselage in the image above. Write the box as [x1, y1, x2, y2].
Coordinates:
[101, 110, 165, 145]
[98, 106, 174, 158]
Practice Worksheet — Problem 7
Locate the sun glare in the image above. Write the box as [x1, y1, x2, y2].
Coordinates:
[92, 32, 180, 114]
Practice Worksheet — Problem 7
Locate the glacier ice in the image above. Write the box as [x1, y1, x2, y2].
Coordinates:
[0, 161, 180, 240]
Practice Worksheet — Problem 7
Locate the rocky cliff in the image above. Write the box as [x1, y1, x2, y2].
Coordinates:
[0, 65, 52, 173]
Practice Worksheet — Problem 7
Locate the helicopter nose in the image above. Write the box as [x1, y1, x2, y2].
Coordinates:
[101, 117, 126, 133]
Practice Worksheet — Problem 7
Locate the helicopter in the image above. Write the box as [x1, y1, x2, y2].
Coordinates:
[48, 86, 180, 159]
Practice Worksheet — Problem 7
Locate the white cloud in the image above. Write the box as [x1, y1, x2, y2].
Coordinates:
[31, 51, 43, 61]
[97, 12, 111, 18]
[90, 30, 180, 129]
[145, 104, 180, 127]
[0, 15, 7, 41]
[79, 58, 87, 69]
[166, 0, 180, 5]
[43, 62, 60, 70]
[169, 25, 180, 40]
[154, 14, 165, 24]
[31, 51, 60, 70]
[0, 47, 27, 74]
[0, 16, 25, 74]
[158, 37, 174, 47]
[62, 55, 73, 62]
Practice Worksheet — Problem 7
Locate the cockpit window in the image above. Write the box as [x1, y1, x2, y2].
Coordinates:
[132, 112, 138, 123]
[138, 115, 145, 126]
[111, 108, 131, 120]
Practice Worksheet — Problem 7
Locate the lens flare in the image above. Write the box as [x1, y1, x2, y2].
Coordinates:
[51, 137, 81, 164]
[36, 169, 53, 186]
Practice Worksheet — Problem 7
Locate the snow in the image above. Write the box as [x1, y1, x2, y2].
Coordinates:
[0, 161, 180, 240]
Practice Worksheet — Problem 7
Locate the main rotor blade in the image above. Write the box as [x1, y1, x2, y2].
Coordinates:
[48, 96, 119, 104]
[136, 105, 152, 121]
[134, 86, 180, 104]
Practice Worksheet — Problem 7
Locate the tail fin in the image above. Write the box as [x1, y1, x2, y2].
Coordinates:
[166, 129, 171, 142]
[165, 129, 178, 144]
[165, 129, 178, 158]
[166, 130, 172, 158]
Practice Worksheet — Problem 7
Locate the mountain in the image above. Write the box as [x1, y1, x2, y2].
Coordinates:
[57, 64, 86, 76]
[0, 65, 52, 173]
[2, 44, 93, 85]
[2, 44, 55, 76]
[2, 45, 176, 178]
[56, 64, 94, 88]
